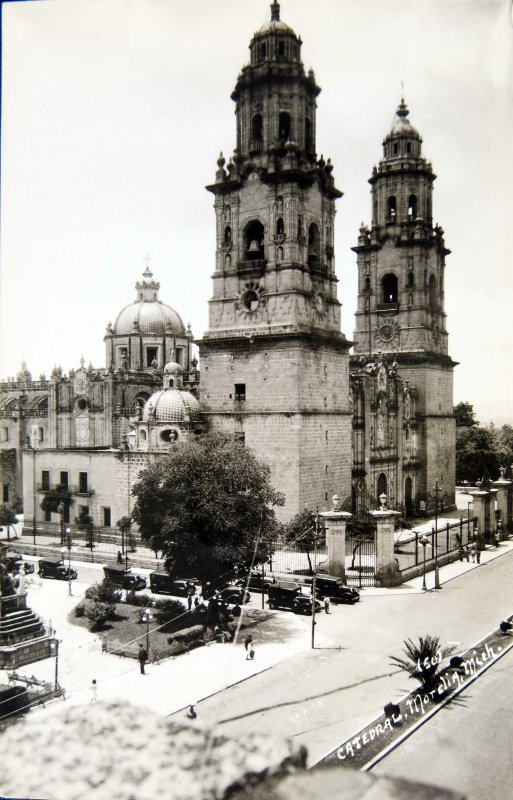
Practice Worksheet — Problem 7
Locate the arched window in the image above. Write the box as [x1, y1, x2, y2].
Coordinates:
[428, 274, 437, 310]
[251, 114, 263, 149]
[408, 194, 417, 220]
[387, 196, 397, 220]
[224, 225, 231, 244]
[276, 217, 285, 236]
[377, 473, 388, 500]
[393, 142, 399, 155]
[307, 222, 320, 267]
[381, 273, 398, 304]
[305, 117, 313, 153]
[259, 43, 266, 60]
[278, 112, 291, 146]
[244, 219, 265, 261]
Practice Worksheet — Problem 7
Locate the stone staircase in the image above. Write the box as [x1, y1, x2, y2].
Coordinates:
[0, 606, 47, 646]
[0, 593, 56, 669]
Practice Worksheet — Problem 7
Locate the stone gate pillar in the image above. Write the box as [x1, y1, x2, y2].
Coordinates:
[488, 489, 498, 536]
[371, 495, 402, 587]
[320, 494, 351, 581]
[468, 490, 489, 550]
[492, 467, 513, 537]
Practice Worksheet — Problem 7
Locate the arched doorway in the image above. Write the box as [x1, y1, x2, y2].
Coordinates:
[377, 472, 387, 501]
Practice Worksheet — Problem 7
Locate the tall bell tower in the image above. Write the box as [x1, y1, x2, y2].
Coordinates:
[352, 100, 456, 511]
[198, 2, 352, 520]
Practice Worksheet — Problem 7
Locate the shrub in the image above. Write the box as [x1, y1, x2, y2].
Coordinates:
[124, 591, 154, 608]
[86, 602, 116, 631]
[390, 635, 456, 692]
[153, 598, 185, 617]
[74, 604, 85, 618]
[85, 579, 122, 604]
[167, 625, 204, 647]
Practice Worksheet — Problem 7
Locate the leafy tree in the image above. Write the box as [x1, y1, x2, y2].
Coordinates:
[131, 433, 284, 584]
[40, 485, 74, 544]
[0, 504, 19, 542]
[75, 509, 94, 550]
[390, 635, 456, 692]
[85, 579, 122, 604]
[283, 509, 324, 574]
[86, 601, 116, 631]
[454, 401, 477, 428]
[456, 426, 498, 483]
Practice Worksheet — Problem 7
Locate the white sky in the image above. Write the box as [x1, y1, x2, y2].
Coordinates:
[1, 0, 512, 423]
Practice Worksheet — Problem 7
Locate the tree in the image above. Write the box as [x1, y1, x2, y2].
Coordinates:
[0, 504, 19, 542]
[390, 635, 456, 692]
[454, 401, 477, 428]
[40, 485, 74, 545]
[456, 426, 498, 483]
[116, 516, 132, 555]
[131, 433, 284, 584]
[75, 509, 94, 550]
[283, 509, 323, 574]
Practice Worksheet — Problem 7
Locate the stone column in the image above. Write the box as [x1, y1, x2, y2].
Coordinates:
[488, 489, 498, 536]
[320, 495, 351, 581]
[468, 491, 489, 550]
[492, 467, 513, 537]
[371, 496, 402, 587]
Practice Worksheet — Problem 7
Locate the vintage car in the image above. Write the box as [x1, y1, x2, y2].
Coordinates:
[236, 571, 272, 594]
[308, 575, 360, 604]
[149, 572, 197, 596]
[103, 565, 147, 591]
[38, 558, 78, 581]
[215, 586, 251, 605]
[267, 582, 321, 615]
[4, 552, 35, 574]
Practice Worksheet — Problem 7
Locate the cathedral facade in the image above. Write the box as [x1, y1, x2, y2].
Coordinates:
[0, 2, 456, 543]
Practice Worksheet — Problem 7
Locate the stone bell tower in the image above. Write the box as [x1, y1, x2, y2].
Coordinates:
[351, 100, 456, 512]
[198, 2, 352, 520]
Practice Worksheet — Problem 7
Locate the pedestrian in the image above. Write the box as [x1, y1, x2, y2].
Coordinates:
[244, 634, 253, 651]
[470, 544, 476, 563]
[194, 596, 200, 609]
[185, 704, 197, 719]
[476, 548, 481, 564]
[246, 643, 255, 660]
[464, 545, 470, 562]
[138, 643, 148, 674]
[324, 596, 330, 614]
[117, 550, 122, 564]
[458, 545, 464, 562]
[187, 594, 192, 611]
[90, 678, 97, 702]
[494, 532, 500, 548]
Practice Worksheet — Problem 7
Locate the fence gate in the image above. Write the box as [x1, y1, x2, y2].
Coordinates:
[265, 538, 328, 577]
[345, 534, 376, 587]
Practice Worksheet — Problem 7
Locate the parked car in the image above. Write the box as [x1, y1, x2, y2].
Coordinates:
[308, 575, 360, 604]
[216, 586, 251, 605]
[149, 572, 197, 596]
[103, 565, 147, 591]
[236, 571, 272, 594]
[4, 552, 35, 574]
[267, 582, 321, 615]
[38, 558, 78, 581]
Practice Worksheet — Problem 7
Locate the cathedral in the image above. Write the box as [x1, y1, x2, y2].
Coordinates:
[0, 2, 455, 542]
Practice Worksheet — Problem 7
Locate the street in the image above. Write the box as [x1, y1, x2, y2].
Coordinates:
[372, 645, 513, 800]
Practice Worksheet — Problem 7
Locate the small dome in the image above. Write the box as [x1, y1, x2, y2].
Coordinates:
[163, 360, 183, 376]
[257, 3, 295, 36]
[388, 99, 420, 138]
[113, 301, 185, 336]
[143, 389, 201, 424]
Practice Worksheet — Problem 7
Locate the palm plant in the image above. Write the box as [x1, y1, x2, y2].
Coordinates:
[390, 635, 456, 692]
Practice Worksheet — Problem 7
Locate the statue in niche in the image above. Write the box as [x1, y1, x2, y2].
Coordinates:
[277, 246, 283, 262]
[225, 253, 231, 269]
[377, 364, 387, 393]
[276, 196, 283, 213]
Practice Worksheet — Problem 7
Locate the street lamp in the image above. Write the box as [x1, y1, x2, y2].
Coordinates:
[433, 480, 441, 590]
[65, 528, 72, 596]
[141, 608, 153, 654]
[420, 535, 428, 591]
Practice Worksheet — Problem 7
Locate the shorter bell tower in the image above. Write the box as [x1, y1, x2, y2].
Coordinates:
[351, 100, 456, 513]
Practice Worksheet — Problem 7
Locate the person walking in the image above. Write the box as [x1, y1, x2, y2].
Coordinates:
[186, 704, 197, 719]
[138, 644, 148, 674]
[187, 594, 193, 611]
[90, 679, 97, 702]
[476, 548, 481, 564]
[246, 643, 255, 660]
[464, 545, 470, 562]
[470, 543, 476, 563]
[324, 596, 330, 614]
[458, 545, 464, 562]
[117, 550, 123, 564]
[244, 634, 253, 651]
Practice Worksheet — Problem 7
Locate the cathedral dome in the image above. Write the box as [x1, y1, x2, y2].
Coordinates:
[112, 267, 186, 336]
[113, 301, 185, 336]
[142, 389, 201, 424]
[386, 99, 421, 139]
[257, 2, 294, 35]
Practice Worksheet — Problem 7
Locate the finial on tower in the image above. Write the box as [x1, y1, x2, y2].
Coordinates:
[271, 2, 280, 22]
[397, 97, 409, 118]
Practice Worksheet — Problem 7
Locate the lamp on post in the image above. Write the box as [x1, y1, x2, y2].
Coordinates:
[141, 608, 153, 655]
[65, 527, 72, 596]
[432, 480, 441, 590]
[420, 534, 428, 591]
